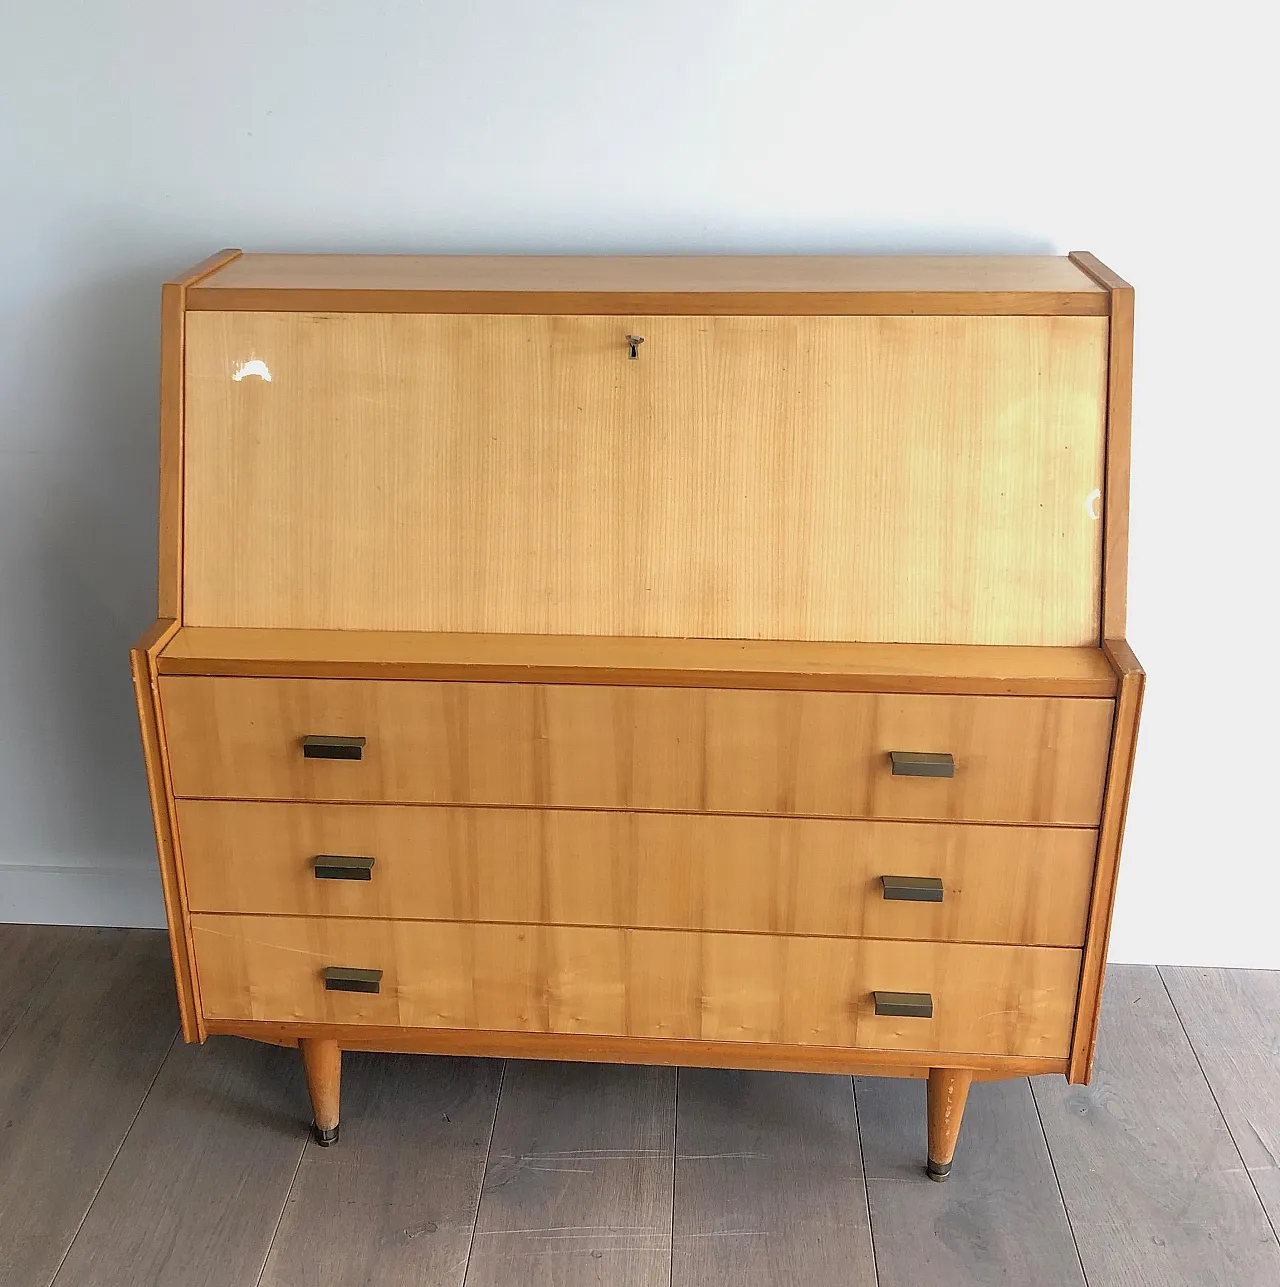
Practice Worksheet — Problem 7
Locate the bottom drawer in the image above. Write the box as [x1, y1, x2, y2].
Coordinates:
[192, 915, 1080, 1059]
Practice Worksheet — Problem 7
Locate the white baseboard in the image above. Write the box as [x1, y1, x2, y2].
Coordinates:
[0, 864, 167, 929]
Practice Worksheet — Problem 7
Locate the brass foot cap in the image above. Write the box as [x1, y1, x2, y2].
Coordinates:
[312, 1122, 340, 1147]
[926, 1159, 952, 1182]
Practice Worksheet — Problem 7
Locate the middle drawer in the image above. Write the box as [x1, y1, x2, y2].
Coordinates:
[176, 801, 1097, 947]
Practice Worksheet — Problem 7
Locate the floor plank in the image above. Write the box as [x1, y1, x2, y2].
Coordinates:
[261, 1053, 504, 1287]
[0, 928, 178, 1287]
[465, 1060, 675, 1287]
[51, 1035, 307, 1287]
[858, 1073, 1084, 1285]
[1161, 966, 1280, 1235]
[1033, 964, 1280, 1286]
[0, 924, 79, 1050]
[673, 1069, 875, 1287]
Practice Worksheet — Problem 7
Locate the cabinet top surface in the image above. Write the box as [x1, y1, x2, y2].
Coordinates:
[187, 253, 1109, 315]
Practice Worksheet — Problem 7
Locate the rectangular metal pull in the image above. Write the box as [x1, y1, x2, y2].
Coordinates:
[322, 966, 383, 994]
[873, 990, 934, 1019]
[889, 751, 955, 778]
[302, 735, 366, 761]
[881, 875, 945, 903]
[313, 855, 375, 881]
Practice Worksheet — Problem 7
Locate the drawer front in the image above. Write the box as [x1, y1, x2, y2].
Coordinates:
[160, 677, 1113, 825]
[191, 915, 1081, 1059]
[178, 801, 1097, 947]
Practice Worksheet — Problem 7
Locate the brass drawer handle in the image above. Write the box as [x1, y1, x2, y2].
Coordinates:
[313, 855, 375, 881]
[873, 990, 933, 1018]
[302, 735, 366, 761]
[881, 875, 944, 903]
[889, 751, 955, 778]
[322, 966, 382, 994]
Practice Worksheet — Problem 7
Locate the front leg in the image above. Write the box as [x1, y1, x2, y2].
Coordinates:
[926, 1067, 973, 1181]
[301, 1038, 342, 1146]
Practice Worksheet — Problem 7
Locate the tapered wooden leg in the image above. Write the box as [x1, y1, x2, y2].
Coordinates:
[301, 1038, 342, 1146]
[926, 1067, 973, 1181]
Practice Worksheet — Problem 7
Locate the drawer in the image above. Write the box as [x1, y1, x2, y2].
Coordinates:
[160, 677, 1113, 825]
[191, 915, 1081, 1059]
[178, 801, 1097, 947]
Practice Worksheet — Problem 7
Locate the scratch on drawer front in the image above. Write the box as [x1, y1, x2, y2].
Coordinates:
[199, 923, 325, 960]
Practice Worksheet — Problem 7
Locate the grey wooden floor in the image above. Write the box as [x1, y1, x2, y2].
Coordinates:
[1, 927, 1278, 1286]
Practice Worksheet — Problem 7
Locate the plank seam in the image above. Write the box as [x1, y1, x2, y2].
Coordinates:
[461, 1058, 507, 1286]
[46, 1027, 181, 1287]
[0, 928, 81, 1062]
[252, 1126, 308, 1287]
[1028, 1075, 1093, 1286]
[1157, 968, 1280, 1253]
[849, 1076, 882, 1287]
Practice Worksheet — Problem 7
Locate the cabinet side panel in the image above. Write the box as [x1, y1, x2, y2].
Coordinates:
[182, 313, 1107, 645]
[1069, 252, 1134, 639]
[157, 251, 241, 619]
[1068, 639, 1144, 1082]
[157, 285, 184, 619]
[130, 622, 202, 1040]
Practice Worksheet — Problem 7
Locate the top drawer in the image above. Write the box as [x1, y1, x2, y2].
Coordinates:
[159, 677, 1112, 825]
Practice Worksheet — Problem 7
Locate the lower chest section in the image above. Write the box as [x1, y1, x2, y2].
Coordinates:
[161, 674, 1113, 1066]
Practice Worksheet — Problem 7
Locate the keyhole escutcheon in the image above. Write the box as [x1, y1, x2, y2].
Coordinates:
[626, 334, 644, 360]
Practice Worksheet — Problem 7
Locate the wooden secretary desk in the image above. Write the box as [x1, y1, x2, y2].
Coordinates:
[131, 251, 1142, 1180]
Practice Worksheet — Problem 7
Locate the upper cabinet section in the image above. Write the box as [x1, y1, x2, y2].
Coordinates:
[182, 310, 1107, 644]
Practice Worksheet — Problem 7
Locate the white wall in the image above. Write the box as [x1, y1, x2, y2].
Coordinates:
[1, 1, 1276, 965]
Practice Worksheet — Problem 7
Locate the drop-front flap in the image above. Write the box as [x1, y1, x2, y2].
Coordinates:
[181, 309, 1107, 646]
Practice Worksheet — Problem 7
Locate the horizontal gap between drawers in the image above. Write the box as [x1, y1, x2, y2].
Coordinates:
[171, 794, 1101, 829]
[184, 909, 1086, 951]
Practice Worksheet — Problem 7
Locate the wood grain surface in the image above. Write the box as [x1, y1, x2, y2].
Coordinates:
[51, 1036, 306, 1287]
[260, 1054, 504, 1287]
[0, 930, 178, 1287]
[182, 311, 1107, 645]
[858, 1073, 1085, 1284]
[0, 923, 77, 1050]
[176, 800, 1098, 947]
[159, 676, 1114, 826]
[1035, 966, 1280, 1286]
[673, 1069, 875, 1286]
[465, 1060, 675, 1287]
[1162, 966, 1280, 1233]
[190, 915, 1081, 1059]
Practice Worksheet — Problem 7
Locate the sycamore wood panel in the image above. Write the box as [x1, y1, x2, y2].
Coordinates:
[182, 312, 1107, 645]
[159, 677, 1114, 826]
[176, 800, 1097, 947]
[191, 915, 1080, 1059]
[158, 628, 1118, 697]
